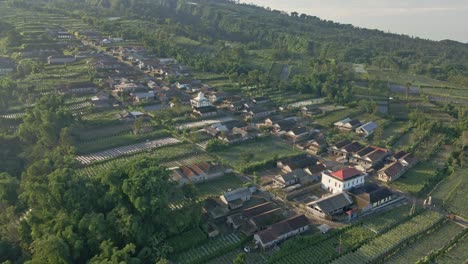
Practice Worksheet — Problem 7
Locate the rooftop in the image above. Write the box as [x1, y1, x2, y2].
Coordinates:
[331, 167, 363, 181]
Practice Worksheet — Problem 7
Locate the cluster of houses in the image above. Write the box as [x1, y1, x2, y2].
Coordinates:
[171, 161, 232, 185]
[203, 186, 311, 249]
[273, 154, 326, 189]
[307, 167, 394, 220]
[328, 140, 418, 180]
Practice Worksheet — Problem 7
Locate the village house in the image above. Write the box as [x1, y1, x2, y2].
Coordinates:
[48, 55, 76, 64]
[300, 104, 321, 116]
[88, 57, 122, 71]
[190, 92, 212, 108]
[273, 169, 309, 188]
[350, 146, 391, 170]
[171, 161, 231, 185]
[285, 126, 311, 142]
[334, 118, 362, 132]
[0, 57, 15, 75]
[272, 119, 297, 134]
[116, 110, 145, 121]
[131, 91, 155, 103]
[329, 140, 364, 160]
[263, 115, 287, 127]
[328, 139, 351, 155]
[91, 91, 111, 108]
[348, 183, 393, 212]
[377, 161, 406, 182]
[219, 187, 255, 209]
[277, 154, 318, 173]
[395, 151, 418, 167]
[356, 121, 378, 137]
[113, 81, 146, 93]
[243, 105, 275, 120]
[226, 202, 277, 229]
[307, 192, 354, 219]
[254, 214, 310, 248]
[218, 126, 257, 144]
[321, 167, 367, 193]
[58, 82, 98, 94]
[204, 198, 230, 220]
[305, 137, 328, 154]
[244, 208, 284, 235]
[192, 106, 218, 118]
[377, 151, 417, 182]
[304, 163, 327, 180]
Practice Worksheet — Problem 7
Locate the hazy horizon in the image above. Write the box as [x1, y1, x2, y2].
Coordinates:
[239, 0, 468, 43]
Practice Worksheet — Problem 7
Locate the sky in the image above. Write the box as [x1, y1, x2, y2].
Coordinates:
[238, 0, 468, 43]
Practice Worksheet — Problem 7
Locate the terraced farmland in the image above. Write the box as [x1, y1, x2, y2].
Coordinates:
[361, 204, 412, 233]
[431, 168, 468, 218]
[435, 233, 468, 264]
[76, 143, 199, 177]
[387, 221, 463, 264]
[271, 226, 374, 264]
[332, 210, 443, 264]
[172, 233, 244, 264]
[76, 137, 181, 164]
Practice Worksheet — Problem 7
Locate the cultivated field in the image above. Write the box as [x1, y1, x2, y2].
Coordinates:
[332, 210, 443, 264]
[212, 137, 301, 171]
[386, 221, 464, 264]
[76, 137, 181, 164]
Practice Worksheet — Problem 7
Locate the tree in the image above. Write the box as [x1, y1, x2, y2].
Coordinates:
[241, 151, 254, 165]
[405, 82, 412, 100]
[233, 252, 247, 264]
[156, 258, 169, 264]
[0, 173, 19, 205]
[26, 235, 71, 264]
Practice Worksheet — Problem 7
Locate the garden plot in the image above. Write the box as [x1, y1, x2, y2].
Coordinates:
[431, 168, 468, 218]
[0, 113, 25, 119]
[172, 233, 244, 264]
[76, 137, 181, 164]
[162, 153, 212, 168]
[332, 210, 443, 264]
[177, 116, 236, 130]
[271, 226, 374, 264]
[212, 137, 301, 171]
[387, 221, 463, 264]
[68, 101, 92, 111]
[206, 249, 267, 264]
[435, 234, 468, 264]
[76, 143, 197, 177]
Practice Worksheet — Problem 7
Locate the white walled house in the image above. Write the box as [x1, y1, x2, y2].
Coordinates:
[190, 92, 212, 108]
[321, 167, 367, 193]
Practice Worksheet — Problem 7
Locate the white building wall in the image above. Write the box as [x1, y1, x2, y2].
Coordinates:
[321, 173, 365, 193]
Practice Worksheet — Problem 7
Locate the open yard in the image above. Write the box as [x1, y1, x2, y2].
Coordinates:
[212, 137, 301, 171]
[390, 161, 437, 195]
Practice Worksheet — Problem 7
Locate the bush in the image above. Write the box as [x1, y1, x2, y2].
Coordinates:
[167, 227, 208, 254]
